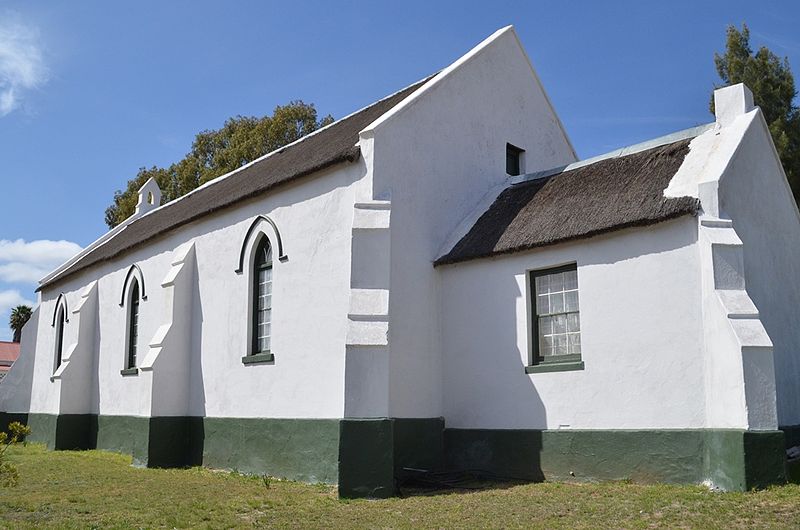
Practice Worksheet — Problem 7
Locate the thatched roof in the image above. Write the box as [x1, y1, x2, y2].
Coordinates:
[40, 78, 430, 291]
[435, 139, 700, 266]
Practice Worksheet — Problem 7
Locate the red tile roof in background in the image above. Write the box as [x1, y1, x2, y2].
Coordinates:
[0, 341, 20, 365]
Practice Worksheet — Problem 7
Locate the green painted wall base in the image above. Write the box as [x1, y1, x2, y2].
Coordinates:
[202, 417, 339, 483]
[445, 428, 787, 491]
[781, 424, 800, 449]
[0, 413, 789, 494]
[338, 417, 445, 498]
[0, 413, 340, 483]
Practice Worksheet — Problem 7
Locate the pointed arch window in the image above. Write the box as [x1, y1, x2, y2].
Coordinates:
[251, 237, 273, 357]
[54, 305, 66, 371]
[126, 278, 140, 371]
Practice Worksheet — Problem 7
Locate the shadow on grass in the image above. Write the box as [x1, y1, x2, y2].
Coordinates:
[396, 469, 531, 498]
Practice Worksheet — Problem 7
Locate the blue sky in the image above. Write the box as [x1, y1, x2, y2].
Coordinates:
[0, 1, 798, 340]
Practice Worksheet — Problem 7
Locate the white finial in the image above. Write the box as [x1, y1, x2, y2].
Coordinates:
[714, 83, 755, 127]
[135, 177, 162, 216]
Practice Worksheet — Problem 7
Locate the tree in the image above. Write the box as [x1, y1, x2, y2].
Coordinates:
[9, 305, 32, 343]
[712, 24, 800, 200]
[104, 101, 334, 228]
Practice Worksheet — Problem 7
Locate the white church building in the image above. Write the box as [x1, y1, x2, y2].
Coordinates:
[2, 26, 798, 496]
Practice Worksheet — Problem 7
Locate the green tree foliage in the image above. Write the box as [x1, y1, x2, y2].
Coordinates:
[104, 101, 334, 228]
[712, 24, 800, 200]
[0, 421, 31, 487]
[9, 305, 32, 343]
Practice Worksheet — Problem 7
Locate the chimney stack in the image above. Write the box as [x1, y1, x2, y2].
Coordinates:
[714, 83, 755, 127]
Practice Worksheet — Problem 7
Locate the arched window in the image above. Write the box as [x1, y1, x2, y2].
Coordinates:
[126, 278, 140, 369]
[252, 237, 273, 355]
[54, 305, 66, 371]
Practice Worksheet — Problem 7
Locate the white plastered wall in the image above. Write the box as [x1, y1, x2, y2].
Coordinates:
[8, 161, 363, 420]
[713, 109, 800, 428]
[363, 26, 577, 418]
[439, 217, 707, 429]
[664, 84, 786, 430]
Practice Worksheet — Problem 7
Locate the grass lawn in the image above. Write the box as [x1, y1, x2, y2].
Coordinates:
[0, 444, 799, 528]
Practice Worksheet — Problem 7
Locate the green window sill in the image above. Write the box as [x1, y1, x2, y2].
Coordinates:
[120, 367, 139, 376]
[242, 352, 274, 365]
[525, 361, 584, 374]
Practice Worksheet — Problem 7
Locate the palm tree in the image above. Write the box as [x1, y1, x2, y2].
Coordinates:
[9, 305, 32, 343]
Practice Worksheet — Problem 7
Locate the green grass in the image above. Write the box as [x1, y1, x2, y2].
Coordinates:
[0, 444, 799, 528]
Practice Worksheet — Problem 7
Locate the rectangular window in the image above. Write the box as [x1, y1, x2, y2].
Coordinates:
[530, 264, 581, 366]
[506, 143, 524, 176]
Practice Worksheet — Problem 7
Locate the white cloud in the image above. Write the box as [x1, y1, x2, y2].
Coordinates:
[0, 262, 52, 283]
[0, 289, 33, 315]
[0, 12, 48, 116]
[0, 239, 82, 284]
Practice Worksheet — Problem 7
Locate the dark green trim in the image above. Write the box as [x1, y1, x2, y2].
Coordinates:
[55, 414, 96, 450]
[203, 417, 339, 483]
[5, 413, 337, 480]
[241, 352, 274, 365]
[7, 414, 783, 494]
[338, 417, 445, 498]
[393, 418, 445, 478]
[339, 419, 394, 498]
[120, 367, 139, 376]
[780, 424, 800, 448]
[148, 416, 204, 468]
[445, 428, 786, 491]
[525, 361, 584, 374]
[784, 426, 800, 484]
[445, 428, 545, 481]
[743, 430, 786, 489]
[0, 413, 59, 449]
[95, 415, 150, 465]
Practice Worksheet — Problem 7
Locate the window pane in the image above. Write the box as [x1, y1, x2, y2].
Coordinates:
[550, 272, 564, 293]
[565, 290, 579, 312]
[567, 312, 580, 332]
[255, 238, 272, 267]
[539, 316, 552, 336]
[535, 275, 549, 296]
[550, 292, 565, 314]
[564, 270, 578, 291]
[553, 335, 568, 356]
[569, 333, 581, 354]
[537, 294, 549, 315]
[553, 314, 567, 334]
[539, 335, 553, 357]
